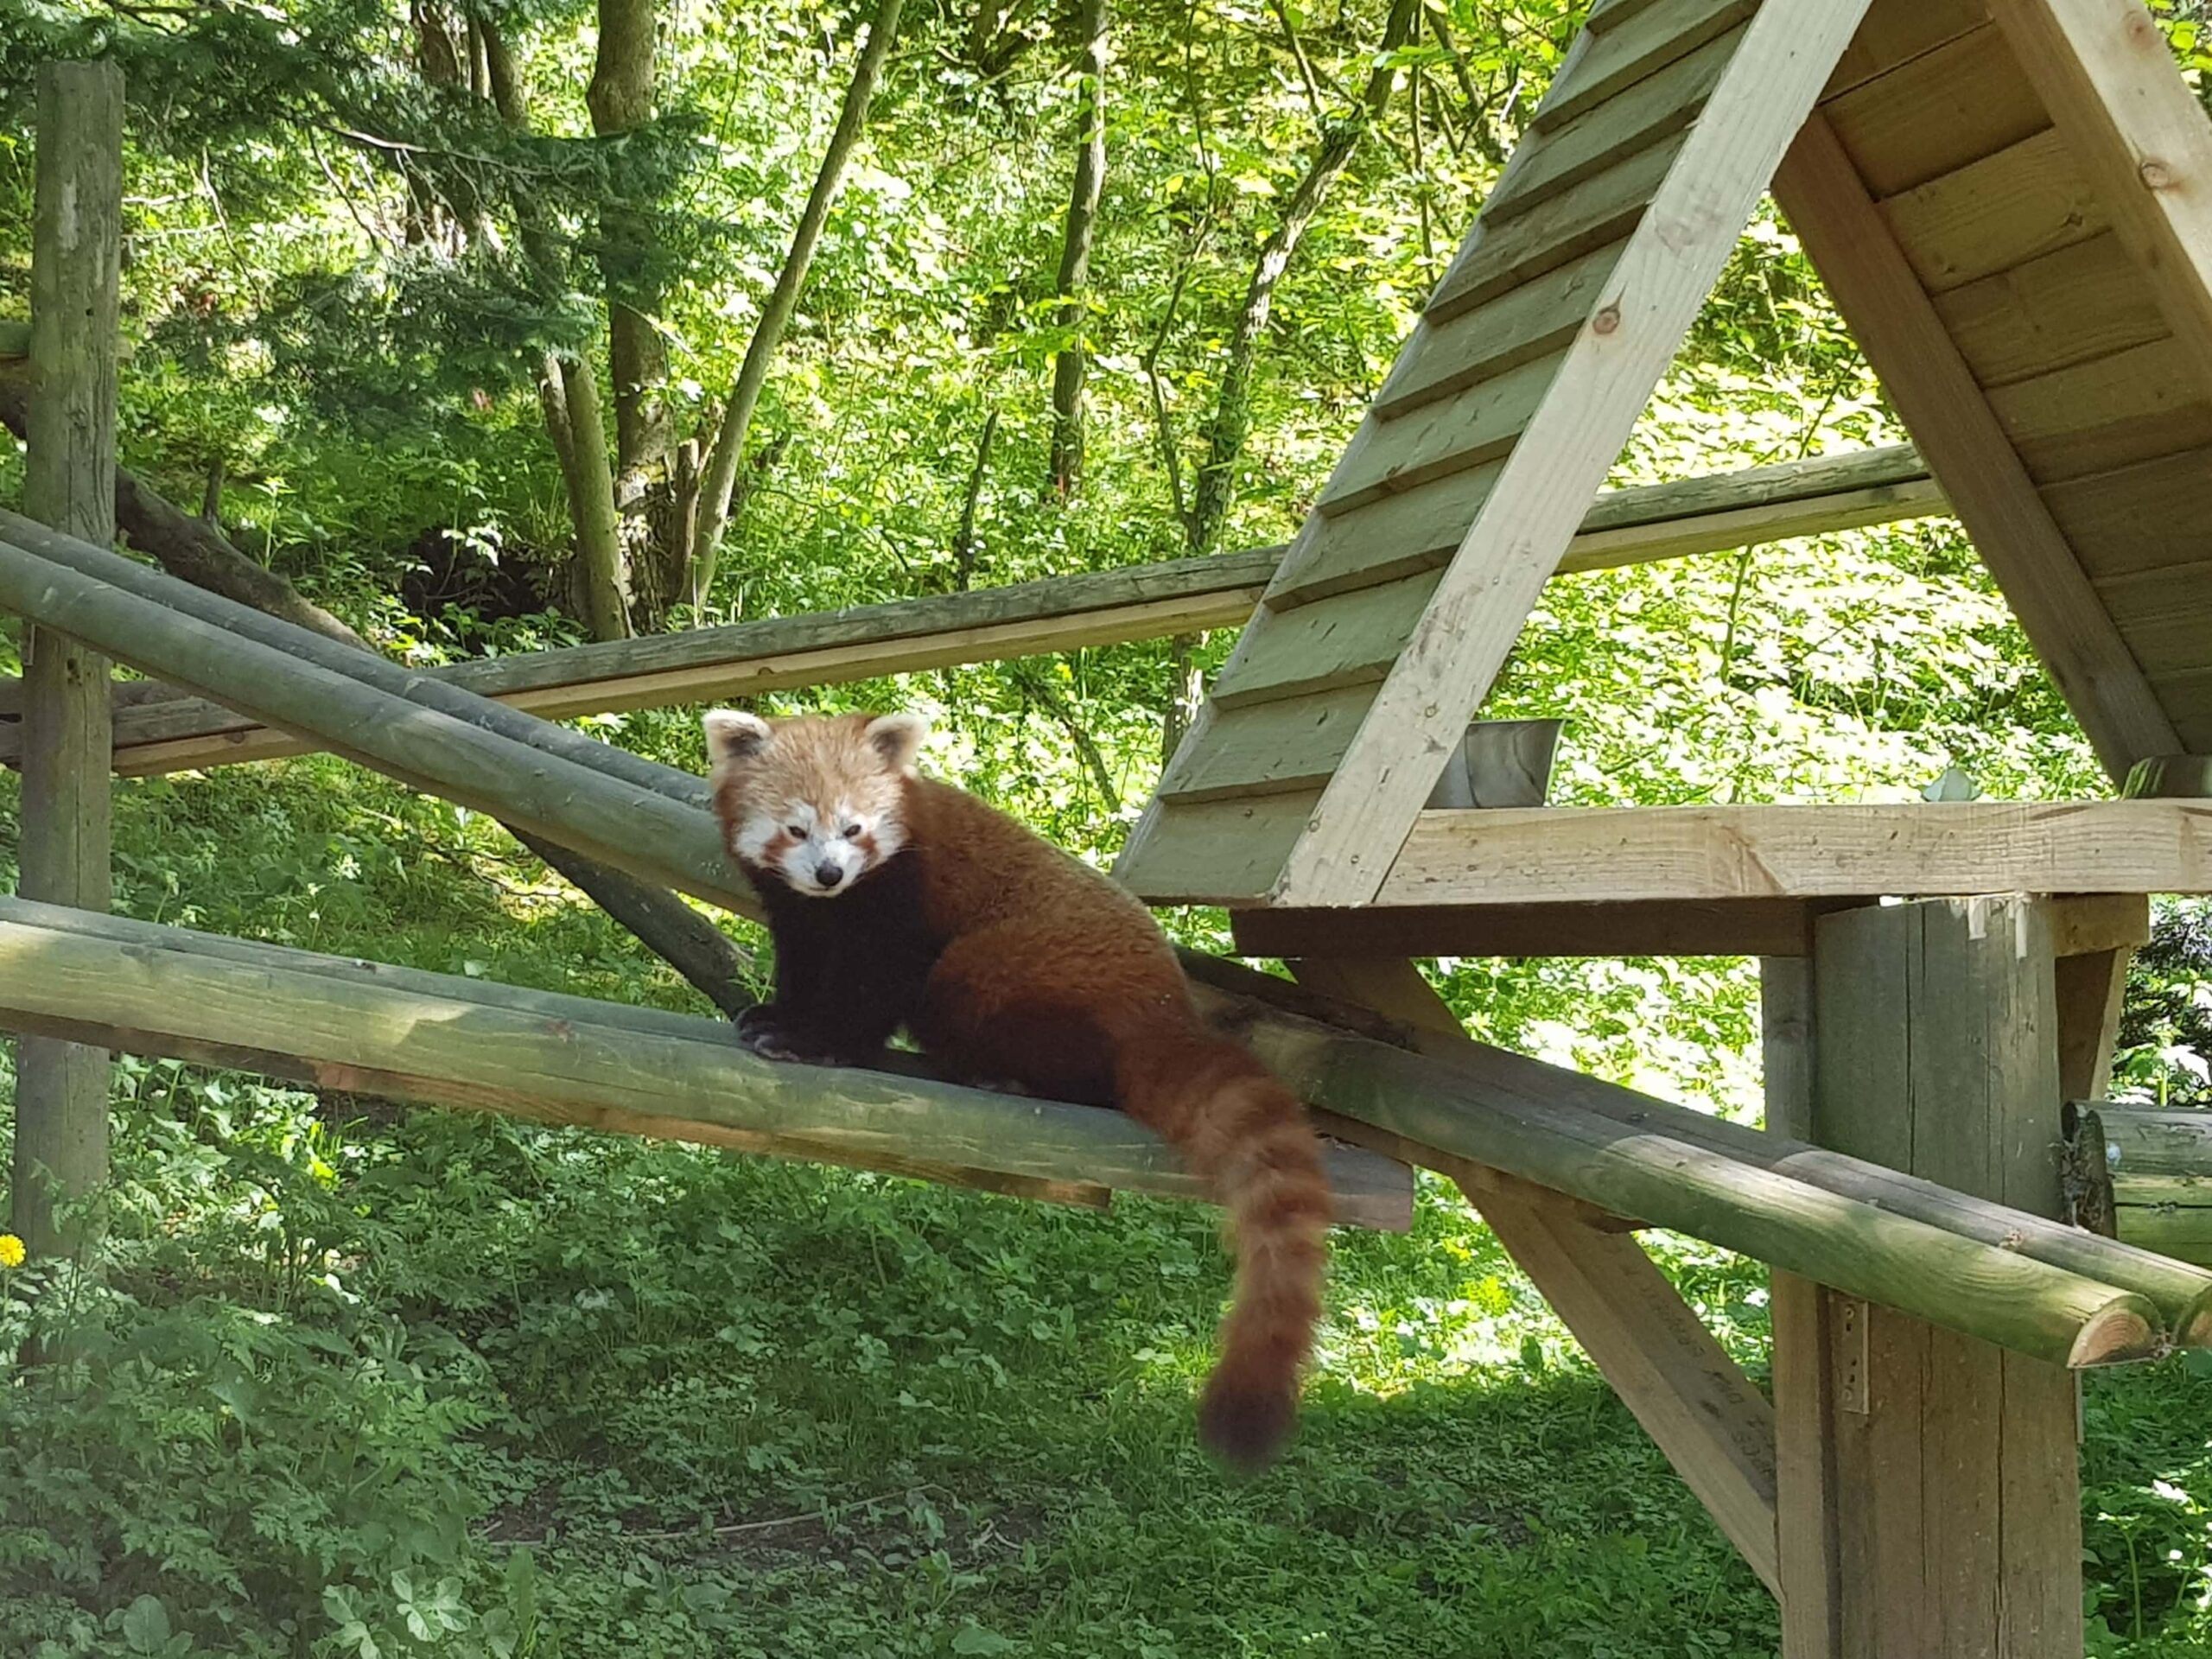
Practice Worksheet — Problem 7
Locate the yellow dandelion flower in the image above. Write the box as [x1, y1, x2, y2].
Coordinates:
[0, 1234, 23, 1269]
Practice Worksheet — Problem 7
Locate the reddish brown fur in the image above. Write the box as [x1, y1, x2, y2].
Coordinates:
[707, 712, 1332, 1470]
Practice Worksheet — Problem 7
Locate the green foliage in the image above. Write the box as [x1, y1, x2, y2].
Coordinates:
[6, 0, 2212, 1652]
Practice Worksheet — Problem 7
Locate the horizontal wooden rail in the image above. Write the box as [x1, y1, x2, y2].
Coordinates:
[1378, 802, 2212, 907]
[0, 446, 1942, 776]
[0, 893, 2184, 1367]
[0, 896, 1414, 1226]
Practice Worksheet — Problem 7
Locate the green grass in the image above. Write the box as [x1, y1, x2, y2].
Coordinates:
[3, 762, 2210, 1657]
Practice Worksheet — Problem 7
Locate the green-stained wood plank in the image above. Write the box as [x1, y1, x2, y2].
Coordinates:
[1155, 683, 1379, 804]
[1210, 568, 1440, 710]
[1319, 349, 1564, 515]
[1823, 23, 2047, 197]
[1376, 241, 1625, 422]
[1881, 127, 2105, 294]
[1266, 463, 1498, 607]
[1530, 0, 1758, 135]
[1109, 790, 1319, 905]
[1425, 130, 1684, 323]
[1587, 0, 1673, 32]
[1488, 28, 1740, 224]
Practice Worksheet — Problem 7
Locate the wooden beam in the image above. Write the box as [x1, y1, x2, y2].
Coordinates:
[1379, 803, 2212, 906]
[1291, 956, 1781, 1596]
[1774, 108, 2181, 780]
[1269, 0, 1880, 908]
[0, 896, 1414, 1229]
[1265, 950, 2212, 1341]
[0, 511, 755, 915]
[1989, 0, 2212, 403]
[1236, 897, 1840, 958]
[1237, 889, 2145, 960]
[0, 448, 1955, 776]
[13, 60, 122, 1260]
[2068, 1103, 2212, 1267]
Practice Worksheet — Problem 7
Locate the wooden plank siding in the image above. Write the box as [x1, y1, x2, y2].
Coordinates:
[1262, 0, 1880, 909]
[1826, 0, 1989, 100]
[1986, 338, 2212, 481]
[1375, 241, 1624, 422]
[1529, 0, 1758, 136]
[1932, 232, 2171, 387]
[1208, 569, 1442, 711]
[1777, 103, 2182, 779]
[1423, 131, 1687, 322]
[2043, 446, 2212, 578]
[1879, 128, 2106, 294]
[1485, 28, 1741, 225]
[1319, 349, 1564, 513]
[1822, 24, 2050, 197]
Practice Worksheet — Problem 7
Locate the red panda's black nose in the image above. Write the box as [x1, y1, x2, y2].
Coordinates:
[814, 863, 845, 889]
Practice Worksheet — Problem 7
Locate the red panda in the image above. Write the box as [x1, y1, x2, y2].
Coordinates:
[702, 707, 1332, 1471]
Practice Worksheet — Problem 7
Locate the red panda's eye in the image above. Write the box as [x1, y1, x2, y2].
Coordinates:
[785, 823, 805, 839]
[842, 824, 863, 840]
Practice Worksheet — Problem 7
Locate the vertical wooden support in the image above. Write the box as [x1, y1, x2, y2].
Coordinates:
[12, 60, 122, 1256]
[1761, 954, 1840, 1656]
[1769, 897, 2083, 1658]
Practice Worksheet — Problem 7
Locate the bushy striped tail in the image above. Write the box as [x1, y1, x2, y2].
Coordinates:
[1115, 1026, 1331, 1471]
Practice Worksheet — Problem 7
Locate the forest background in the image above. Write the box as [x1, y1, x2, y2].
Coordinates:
[2, 0, 2211, 1653]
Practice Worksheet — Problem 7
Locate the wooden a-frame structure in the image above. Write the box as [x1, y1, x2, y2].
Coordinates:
[1118, 0, 2212, 928]
[1102, 2, 2212, 1652]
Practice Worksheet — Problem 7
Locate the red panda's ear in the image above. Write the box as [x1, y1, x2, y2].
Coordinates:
[703, 709, 772, 766]
[863, 712, 929, 772]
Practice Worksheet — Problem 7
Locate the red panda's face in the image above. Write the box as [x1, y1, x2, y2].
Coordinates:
[702, 709, 924, 898]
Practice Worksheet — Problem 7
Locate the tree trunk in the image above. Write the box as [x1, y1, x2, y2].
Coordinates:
[688, 0, 907, 608]
[1046, 0, 1109, 497]
[588, 0, 677, 626]
[1187, 0, 1418, 556]
[540, 353, 632, 641]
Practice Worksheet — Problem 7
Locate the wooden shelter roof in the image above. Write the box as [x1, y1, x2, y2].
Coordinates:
[1116, 0, 2212, 911]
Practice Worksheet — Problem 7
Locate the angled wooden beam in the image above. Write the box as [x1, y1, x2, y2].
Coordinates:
[1270, 0, 1880, 908]
[1989, 0, 2212, 402]
[1379, 802, 2212, 906]
[1291, 955, 1781, 1595]
[0, 510, 753, 914]
[1773, 108, 2181, 779]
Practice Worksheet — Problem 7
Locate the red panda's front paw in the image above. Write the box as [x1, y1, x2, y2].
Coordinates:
[734, 1006, 821, 1064]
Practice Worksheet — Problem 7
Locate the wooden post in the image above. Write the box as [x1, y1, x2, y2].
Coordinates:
[12, 60, 122, 1258]
[1769, 897, 2084, 1658]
